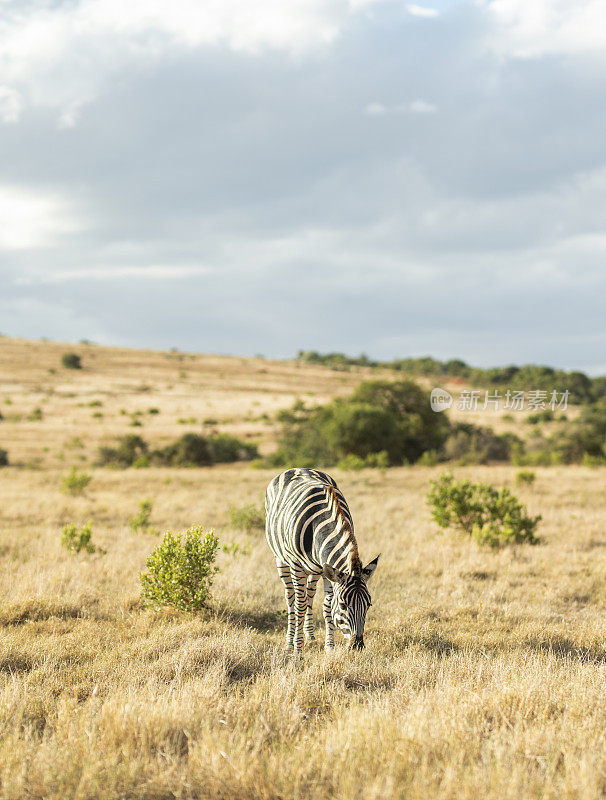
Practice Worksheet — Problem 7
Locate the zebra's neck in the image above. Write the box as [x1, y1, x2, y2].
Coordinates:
[321, 486, 361, 574]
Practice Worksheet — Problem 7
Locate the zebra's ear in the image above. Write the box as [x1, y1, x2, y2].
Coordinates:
[362, 554, 380, 582]
[324, 564, 346, 584]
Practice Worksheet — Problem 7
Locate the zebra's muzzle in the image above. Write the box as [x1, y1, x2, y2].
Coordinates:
[350, 636, 364, 650]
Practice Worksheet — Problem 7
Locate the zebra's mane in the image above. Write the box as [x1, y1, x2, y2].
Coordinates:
[325, 484, 361, 575]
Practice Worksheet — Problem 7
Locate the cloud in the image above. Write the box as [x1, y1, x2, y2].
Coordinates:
[408, 99, 438, 114]
[1, 0, 606, 373]
[488, 0, 606, 58]
[407, 4, 440, 18]
[0, 86, 22, 122]
[364, 101, 388, 115]
[0, 186, 80, 248]
[364, 99, 438, 115]
[0, 0, 390, 123]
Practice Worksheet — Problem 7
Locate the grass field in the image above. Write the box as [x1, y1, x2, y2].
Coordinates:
[1, 338, 605, 799]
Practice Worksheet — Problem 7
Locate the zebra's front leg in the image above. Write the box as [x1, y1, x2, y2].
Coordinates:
[276, 561, 295, 651]
[322, 578, 335, 652]
[304, 575, 320, 642]
[291, 566, 308, 657]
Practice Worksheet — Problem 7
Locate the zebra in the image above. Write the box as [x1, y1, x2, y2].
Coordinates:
[265, 468, 380, 655]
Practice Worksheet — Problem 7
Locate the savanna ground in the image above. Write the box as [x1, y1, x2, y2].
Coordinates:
[0, 338, 605, 799]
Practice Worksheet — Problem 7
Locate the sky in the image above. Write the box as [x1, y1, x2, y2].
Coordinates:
[1, 0, 605, 374]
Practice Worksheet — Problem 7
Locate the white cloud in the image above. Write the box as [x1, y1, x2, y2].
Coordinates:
[409, 98, 438, 114]
[0, 0, 391, 123]
[407, 4, 440, 18]
[0, 186, 81, 249]
[0, 86, 22, 122]
[488, 0, 606, 58]
[364, 99, 438, 115]
[364, 101, 387, 115]
[16, 265, 212, 283]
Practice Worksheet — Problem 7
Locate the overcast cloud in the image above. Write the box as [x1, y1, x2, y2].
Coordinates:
[1, 0, 605, 373]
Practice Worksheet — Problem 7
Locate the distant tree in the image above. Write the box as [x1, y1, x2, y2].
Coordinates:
[61, 352, 82, 370]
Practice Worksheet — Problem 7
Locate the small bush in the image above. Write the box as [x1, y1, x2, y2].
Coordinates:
[336, 453, 366, 471]
[61, 467, 92, 495]
[442, 423, 516, 464]
[153, 433, 258, 467]
[228, 504, 265, 532]
[526, 410, 554, 425]
[97, 435, 148, 467]
[129, 499, 155, 533]
[61, 352, 82, 370]
[148, 407, 160, 415]
[427, 474, 541, 547]
[516, 470, 536, 486]
[337, 450, 390, 470]
[28, 407, 43, 421]
[222, 539, 252, 557]
[140, 527, 219, 612]
[207, 434, 258, 463]
[61, 521, 96, 554]
[0, 448, 8, 467]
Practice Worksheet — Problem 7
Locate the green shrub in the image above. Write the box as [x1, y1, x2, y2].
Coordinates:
[515, 470, 536, 486]
[337, 450, 392, 470]
[442, 423, 518, 464]
[148, 407, 160, 415]
[61, 521, 96, 554]
[28, 407, 43, 421]
[207, 434, 258, 463]
[513, 398, 606, 465]
[0, 448, 8, 467]
[61, 467, 92, 495]
[272, 380, 448, 467]
[129, 499, 155, 533]
[153, 433, 258, 467]
[526, 410, 554, 425]
[222, 539, 252, 557]
[228, 504, 265, 532]
[417, 450, 438, 466]
[547, 398, 606, 464]
[61, 352, 82, 370]
[97, 435, 148, 467]
[336, 453, 366, 471]
[427, 474, 541, 547]
[140, 527, 219, 612]
[153, 433, 212, 466]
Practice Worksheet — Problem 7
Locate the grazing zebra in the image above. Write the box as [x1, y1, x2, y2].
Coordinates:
[265, 468, 380, 655]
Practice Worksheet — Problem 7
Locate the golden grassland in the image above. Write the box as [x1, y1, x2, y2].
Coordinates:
[0, 337, 605, 799]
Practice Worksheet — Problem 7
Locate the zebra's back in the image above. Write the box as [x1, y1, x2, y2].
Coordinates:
[265, 468, 357, 575]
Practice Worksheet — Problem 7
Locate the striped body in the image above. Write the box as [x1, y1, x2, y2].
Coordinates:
[265, 468, 379, 654]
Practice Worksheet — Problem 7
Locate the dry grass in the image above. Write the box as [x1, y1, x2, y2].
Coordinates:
[0, 338, 605, 799]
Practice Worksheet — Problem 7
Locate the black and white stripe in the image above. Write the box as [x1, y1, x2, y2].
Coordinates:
[265, 468, 379, 654]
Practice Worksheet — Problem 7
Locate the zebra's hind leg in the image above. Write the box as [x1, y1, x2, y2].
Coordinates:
[276, 561, 295, 652]
[304, 575, 320, 642]
[322, 578, 335, 652]
[290, 565, 308, 657]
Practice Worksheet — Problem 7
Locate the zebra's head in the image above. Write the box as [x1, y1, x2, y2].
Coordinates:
[324, 554, 380, 650]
